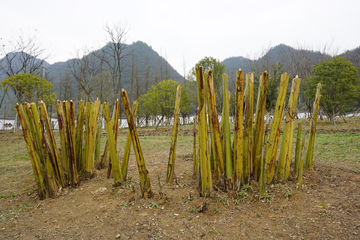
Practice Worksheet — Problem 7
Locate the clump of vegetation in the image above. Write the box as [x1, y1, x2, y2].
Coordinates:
[217, 195, 228, 205]
[283, 188, 292, 200]
[261, 194, 271, 202]
[213, 208, 221, 214]
[235, 191, 248, 203]
[241, 185, 253, 191]
[150, 202, 159, 209]
[190, 208, 197, 213]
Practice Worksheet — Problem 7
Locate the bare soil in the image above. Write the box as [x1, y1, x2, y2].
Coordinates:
[1, 117, 360, 239]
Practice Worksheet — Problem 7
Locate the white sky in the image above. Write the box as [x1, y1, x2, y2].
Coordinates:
[2, 0, 359, 76]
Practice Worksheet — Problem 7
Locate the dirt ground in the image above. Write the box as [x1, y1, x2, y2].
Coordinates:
[1, 117, 360, 239]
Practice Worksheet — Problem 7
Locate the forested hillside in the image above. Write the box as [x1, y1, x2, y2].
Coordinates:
[46, 41, 183, 101]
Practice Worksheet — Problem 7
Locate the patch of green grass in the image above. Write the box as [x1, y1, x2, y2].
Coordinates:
[0, 192, 18, 198]
[261, 194, 271, 202]
[283, 188, 292, 200]
[0, 202, 34, 222]
[150, 202, 158, 209]
[241, 185, 253, 191]
[190, 208, 197, 213]
[314, 133, 360, 169]
[125, 182, 132, 189]
[213, 208, 221, 214]
[120, 203, 127, 208]
[235, 191, 248, 203]
[217, 195, 228, 205]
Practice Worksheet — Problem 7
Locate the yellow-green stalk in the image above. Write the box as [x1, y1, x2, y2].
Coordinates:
[196, 67, 211, 194]
[85, 102, 95, 178]
[107, 100, 121, 177]
[265, 73, 290, 184]
[206, 69, 224, 178]
[30, 103, 58, 194]
[285, 77, 301, 179]
[192, 116, 197, 177]
[252, 72, 269, 181]
[102, 102, 124, 186]
[24, 103, 57, 195]
[306, 83, 322, 169]
[121, 90, 153, 198]
[38, 102, 65, 187]
[243, 73, 254, 182]
[15, 104, 47, 199]
[39, 124, 59, 198]
[222, 73, 232, 186]
[24, 103, 43, 162]
[234, 70, 244, 183]
[65, 101, 79, 187]
[260, 123, 270, 196]
[204, 101, 212, 189]
[94, 106, 102, 168]
[166, 85, 181, 182]
[121, 101, 138, 180]
[298, 134, 308, 189]
[199, 106, 210, 195]
[277, 77, 301, 180]
[91, 100, 100, 171]
[196, 108, 201, 183]
[75, 101, 86, 171]
[55, 101, 69, 180]
[294, 122, 302, 175]
[204, 73, 216, 172]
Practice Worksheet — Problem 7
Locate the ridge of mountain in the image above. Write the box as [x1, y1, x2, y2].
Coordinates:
[46, 40, 184, 90]
[221, 43, 360, 76]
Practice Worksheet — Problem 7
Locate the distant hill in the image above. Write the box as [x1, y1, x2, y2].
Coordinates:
[340, 46, 360, 70]
[220, 44, 360, 78]
[0, 52, 50, 79]
[46, 41, 183, 94]
[221, 56, 251, 75]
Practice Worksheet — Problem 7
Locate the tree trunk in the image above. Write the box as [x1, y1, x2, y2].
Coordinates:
[330, 111, 336, 125]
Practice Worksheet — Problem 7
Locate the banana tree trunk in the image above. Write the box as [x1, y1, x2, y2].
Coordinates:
[276, 77, 301, 180]
[306, 83, 322, 169]
[121, 90, 153, 198]
[102, 102, 124, 186]
[121, 101, 138, 181]
[265, 73, 289, 184]
[243, 73, 254, 183]
[166, 86, 181, 182]
[234, 70, 244, 184]
[252, 72, 269, 181]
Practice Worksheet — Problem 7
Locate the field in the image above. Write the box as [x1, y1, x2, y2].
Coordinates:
[1, 117, 360, 239]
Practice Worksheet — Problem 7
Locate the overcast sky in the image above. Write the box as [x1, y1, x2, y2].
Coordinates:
[2, 0, 359, 75]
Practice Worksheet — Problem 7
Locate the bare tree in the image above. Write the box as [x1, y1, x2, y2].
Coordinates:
[90, 23, 130, 122]
[154, 62, 160, 84]
[246, 44, 285, 113]
[279, 42, 337, 117]
[130, 49, 135, 104]
[58, 70, 74, 101]
[68, 47, 102, 101]
[144, 54, 150, 93]
[92, 71, 113, 103]
[164, 50, 169, 80]
[0, 31, 48, 77]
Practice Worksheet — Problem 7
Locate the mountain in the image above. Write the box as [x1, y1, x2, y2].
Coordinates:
[222, 56, 251, 75]
[221, 44, 332, 77]
[340, 46, 360, 70]
[0, 52, 51, 79]
[46, 41, 183, 92]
